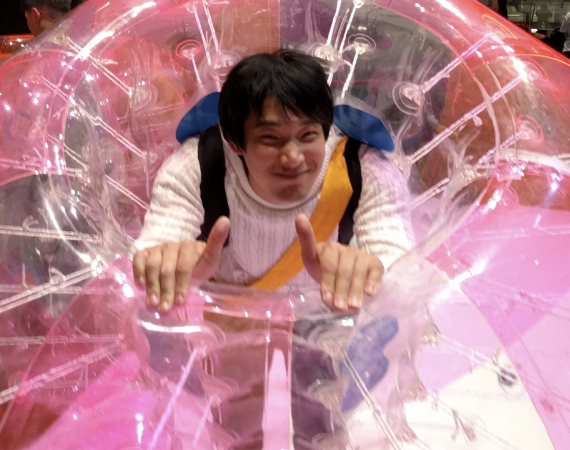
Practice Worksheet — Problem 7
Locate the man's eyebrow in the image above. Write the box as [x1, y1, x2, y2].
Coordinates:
[254, 120, 281, 128]
[254, 118, 319, 128]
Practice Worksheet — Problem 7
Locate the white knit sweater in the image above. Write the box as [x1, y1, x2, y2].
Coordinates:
[136, 133, 415, 292]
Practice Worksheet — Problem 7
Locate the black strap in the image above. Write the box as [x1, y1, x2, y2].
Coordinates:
[338, 137, 362, 245]
[197, 126, 362, 245]
[197, 126, 229, 244]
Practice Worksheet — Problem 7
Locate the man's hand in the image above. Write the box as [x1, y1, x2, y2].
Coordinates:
[296, 214, 383, 310]
[133, 217, 230, 313]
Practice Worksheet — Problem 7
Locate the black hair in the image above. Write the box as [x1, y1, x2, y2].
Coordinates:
[218, 50, 334, 150]
[21, 0, 71, 17]
[70, 0, 87, 9]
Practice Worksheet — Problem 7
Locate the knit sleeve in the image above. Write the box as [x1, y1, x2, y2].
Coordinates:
[135, 138, 204, 251]
[353, 146, 415, 269]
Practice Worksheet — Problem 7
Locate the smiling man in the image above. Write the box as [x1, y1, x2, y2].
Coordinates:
[133, 50, 414, 313]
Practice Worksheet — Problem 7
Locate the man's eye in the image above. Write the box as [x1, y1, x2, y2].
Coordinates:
[261, 135, 278, 140]
[303, 131, 318, 138]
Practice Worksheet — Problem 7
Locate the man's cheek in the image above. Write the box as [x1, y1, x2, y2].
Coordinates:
[312, 146, 327, 165]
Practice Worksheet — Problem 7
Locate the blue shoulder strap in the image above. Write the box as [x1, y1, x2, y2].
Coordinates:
[333, 105, 394, 152]
[175, 92, 220, 143]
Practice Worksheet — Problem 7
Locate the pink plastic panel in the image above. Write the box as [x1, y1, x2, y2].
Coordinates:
[428, 160, 570, 449]
[0, 256, 429, 450]
[0, 257, 297, 450]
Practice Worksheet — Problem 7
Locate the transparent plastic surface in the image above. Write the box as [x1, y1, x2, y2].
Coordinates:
[0, 0, 568, 448]
[0, 35, 33, 65]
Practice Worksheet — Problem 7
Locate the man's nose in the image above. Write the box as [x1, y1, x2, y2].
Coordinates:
[280, 140, 305, 167]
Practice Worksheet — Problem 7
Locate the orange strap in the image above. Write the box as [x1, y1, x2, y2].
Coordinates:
[249, 136, 352, 290]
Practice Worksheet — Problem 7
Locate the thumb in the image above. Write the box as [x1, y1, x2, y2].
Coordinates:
[195, 216, 230, 279]
[295, 214, 320, 281]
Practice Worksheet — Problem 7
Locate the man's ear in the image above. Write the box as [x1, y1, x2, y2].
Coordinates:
[227, 140, 244, 156]
[29, 7, 43, 24]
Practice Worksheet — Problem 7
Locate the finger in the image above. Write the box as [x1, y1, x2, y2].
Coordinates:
[295, 214, 320, 281]
[194, 216, 230, 279]
[347, 254, 370, 309]
[133, 250, 149, 286]
[318, 244, 340, 308]
[332, 247, 357, 311]
[365, 258, 384, 297]
[174, 240, 202, 305]
[145, 246, 163, 307]
[158, 243, 181, 313]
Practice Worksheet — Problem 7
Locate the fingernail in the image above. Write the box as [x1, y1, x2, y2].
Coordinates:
[159, 302, 170, 313]
[137, 276, 145, 286]
[322, 290, 333, 304]
[175, 293, 185, 305]
[336, 297, 347, 310]
[365, 283, 376, 296]
[148, 293, 159, 307]
[348, 296, 360, 308]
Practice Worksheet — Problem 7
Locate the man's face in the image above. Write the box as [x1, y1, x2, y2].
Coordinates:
[229, 96, 327, 206]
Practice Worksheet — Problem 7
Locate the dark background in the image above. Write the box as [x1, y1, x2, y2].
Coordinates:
[1, 0, 30, 35]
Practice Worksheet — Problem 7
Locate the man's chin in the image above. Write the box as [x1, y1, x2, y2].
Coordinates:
[271, 187, 311, 205]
